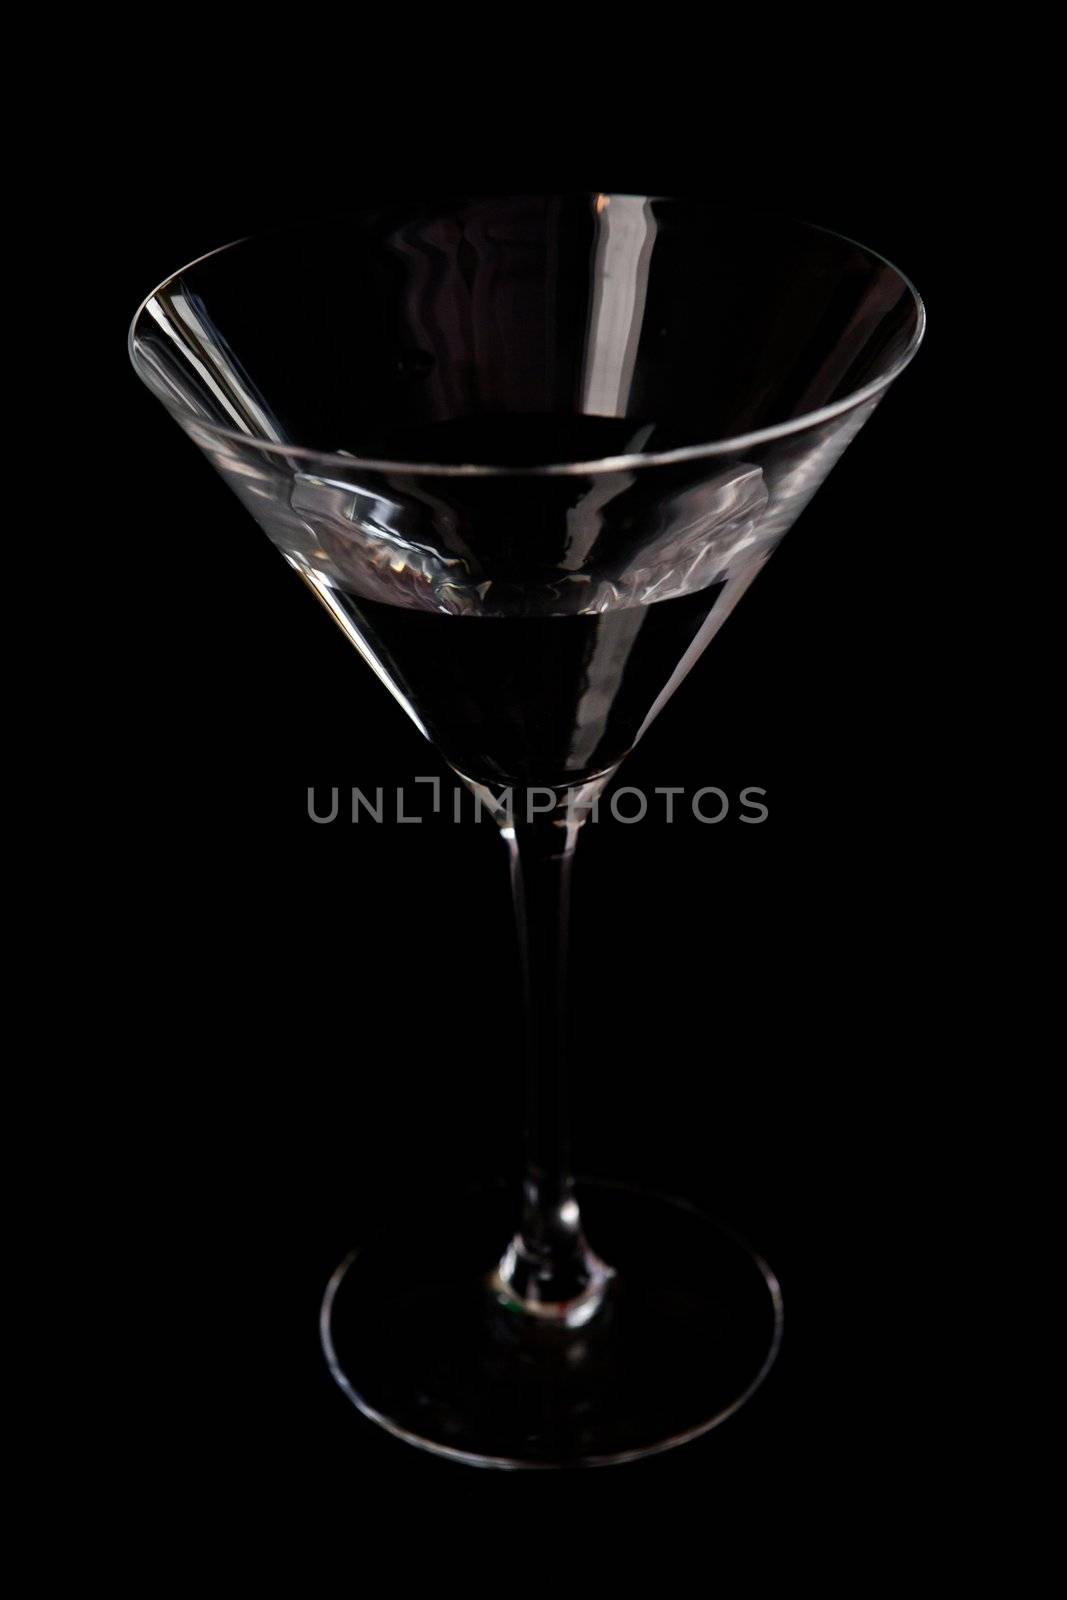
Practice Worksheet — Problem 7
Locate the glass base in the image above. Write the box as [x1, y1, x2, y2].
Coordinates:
[321, 1180, 783, 1469]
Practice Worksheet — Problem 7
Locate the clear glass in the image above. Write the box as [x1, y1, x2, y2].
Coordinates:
[130, 194, 924, 1468]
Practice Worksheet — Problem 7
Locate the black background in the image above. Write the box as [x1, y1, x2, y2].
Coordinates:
[86, 94, 951, 1541]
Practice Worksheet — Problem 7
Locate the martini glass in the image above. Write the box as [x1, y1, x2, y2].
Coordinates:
[130, 196, 924, 1468]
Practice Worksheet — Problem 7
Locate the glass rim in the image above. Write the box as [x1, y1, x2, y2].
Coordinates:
[128, 198, 926, 479]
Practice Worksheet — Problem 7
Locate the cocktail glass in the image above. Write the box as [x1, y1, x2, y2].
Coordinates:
[130, 195, 924, 1467]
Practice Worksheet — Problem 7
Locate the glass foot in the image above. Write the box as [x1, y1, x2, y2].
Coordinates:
[321, 1180, 783, 1469]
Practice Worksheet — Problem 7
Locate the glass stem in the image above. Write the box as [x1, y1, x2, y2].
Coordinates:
[492, 795, 614, 1325]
